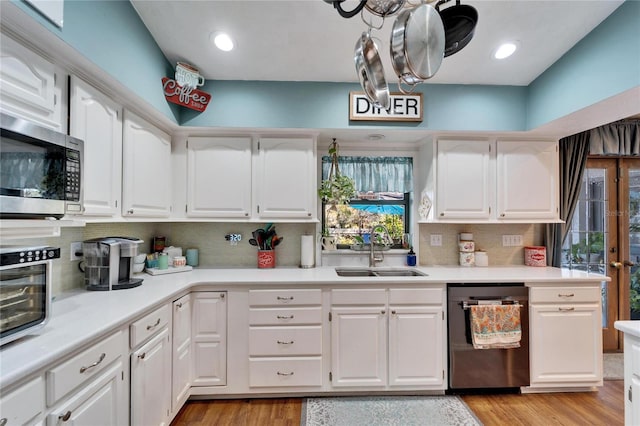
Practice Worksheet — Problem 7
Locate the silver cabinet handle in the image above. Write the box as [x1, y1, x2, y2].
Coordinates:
[277, 340, 294, 345]
[59, 411, 72, 422]
[276, 371, 294, 376]
[138, 352, 146, 360]
[559, 307, 575, 312]
[277, 315, 294, 320]
[558, 293, 575, 298]
[79, 353, 105, 373]
[391, 310, 396, 315]
[276, 296, 294, 301]
[381, 310, 386, 314]
[146, 318, 161, 330]
[220, 293, 225, 299]
[176, 302, 183, 308]
[127, 209, 134, 214]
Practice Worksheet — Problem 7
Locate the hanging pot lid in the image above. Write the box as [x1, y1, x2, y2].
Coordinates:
[436, 0, 478, 57]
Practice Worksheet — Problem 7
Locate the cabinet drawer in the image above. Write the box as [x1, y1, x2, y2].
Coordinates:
[0, 376, 44, 425]
[389, 288, 443, 305]
[249, 307, 322, 325]
[249, 357, 322, 387]
[130, 303, 171, 348]
[46, 330, 125, 406]
[331, 288, 386, 305]
[249, 326, 322, 356]
[249, 289, 321, 306]
[530, 286, 600, 303]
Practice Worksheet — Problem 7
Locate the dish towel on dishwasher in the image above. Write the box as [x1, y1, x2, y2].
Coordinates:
[469, 304, 522, 349]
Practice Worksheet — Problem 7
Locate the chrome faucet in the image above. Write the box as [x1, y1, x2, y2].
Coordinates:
[369, 224, 392, 267]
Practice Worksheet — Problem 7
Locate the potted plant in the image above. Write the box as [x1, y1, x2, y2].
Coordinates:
[318, 138, 357, 206]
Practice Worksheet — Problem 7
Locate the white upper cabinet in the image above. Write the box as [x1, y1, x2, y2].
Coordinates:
[436, 139, 492, 220]
[186, 136, 252, 218]
[69, 76, 123, 217]
[122, 110, 172, 217]
[0, 34, 64, 131]
[253, 137, 316, 220]
[496, 141, 559, 221]
[430, 138, 559, 223]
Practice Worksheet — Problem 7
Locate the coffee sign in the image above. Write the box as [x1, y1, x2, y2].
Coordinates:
[162, 77, 211, 112]
[349, 91, 423, 122]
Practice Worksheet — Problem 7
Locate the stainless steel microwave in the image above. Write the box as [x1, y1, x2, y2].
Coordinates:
[0, 113, 84, 219]
[0, 246, 60, 346]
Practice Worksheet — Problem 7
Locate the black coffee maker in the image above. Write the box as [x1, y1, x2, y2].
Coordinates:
[82, 237, 144, 290]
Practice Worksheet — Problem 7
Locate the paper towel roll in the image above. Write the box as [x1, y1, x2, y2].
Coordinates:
[300, 235, 315, 268]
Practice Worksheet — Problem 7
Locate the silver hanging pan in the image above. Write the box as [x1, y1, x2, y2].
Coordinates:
[354, 30, 390, 109]
[390, 2, 445, 92]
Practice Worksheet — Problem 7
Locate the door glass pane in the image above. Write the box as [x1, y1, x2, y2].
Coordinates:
[562, 168, 608, 325]
[629, 168, 640, 319]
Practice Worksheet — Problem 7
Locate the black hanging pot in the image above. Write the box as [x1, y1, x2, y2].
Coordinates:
[323, 0, 368, 18]
[436, 0, 478, 57]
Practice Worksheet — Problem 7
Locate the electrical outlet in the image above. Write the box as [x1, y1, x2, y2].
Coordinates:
[502, 235, 523, 247]
[70, 242, 82, 261]
[430, 234, 442, 246]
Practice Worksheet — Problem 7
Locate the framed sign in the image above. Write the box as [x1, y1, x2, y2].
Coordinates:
[162, 77, 211, 112]
[349, 91, 423, 122]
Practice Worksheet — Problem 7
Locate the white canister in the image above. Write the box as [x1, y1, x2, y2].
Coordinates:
[459, 251, 475, 267]
[458, 241, 475, 252]
[475, 251, 488, 267]
[172, 256, 187, 267]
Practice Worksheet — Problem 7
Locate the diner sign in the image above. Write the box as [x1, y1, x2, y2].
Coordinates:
[349, 91, 423, 122]
[162, 77, 211, 112]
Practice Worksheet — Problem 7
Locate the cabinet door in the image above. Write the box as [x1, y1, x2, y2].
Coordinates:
[496, 141, 559, 220]
[624, 334, 640, 426]
[122, 110, 172, 217]
[172, 295, 192, 413]
[47, 361, 126, 426]
[0, 35, 63, 131]
[388, 306, 444, 387]
[0, 376, 44, 426]
[131, 327, 171, 426]
[330, 306, 387, 387]
[253, 138, 316, 220]
[436, 139, 492, 220]
[69, 77, 122, 217]
[186, 137, 252, 218]
[192, 292, 227, 387]
[530, 304, 602, 385]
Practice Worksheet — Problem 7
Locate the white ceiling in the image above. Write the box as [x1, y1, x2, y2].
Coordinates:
[131, 0, 623, 86]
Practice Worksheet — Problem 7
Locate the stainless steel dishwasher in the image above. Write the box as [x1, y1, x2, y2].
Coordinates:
[447, 283, 530, 391]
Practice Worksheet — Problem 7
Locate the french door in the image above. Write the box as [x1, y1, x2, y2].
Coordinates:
[563, 158, 640, 351]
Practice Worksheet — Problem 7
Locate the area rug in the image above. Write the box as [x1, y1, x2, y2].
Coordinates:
[301, 396, 482, 426]
[603, 353, 624, 380]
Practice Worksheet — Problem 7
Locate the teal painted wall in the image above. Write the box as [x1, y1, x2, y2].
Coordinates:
[527, 0, 640, 129]
[11, 0, 638, 132]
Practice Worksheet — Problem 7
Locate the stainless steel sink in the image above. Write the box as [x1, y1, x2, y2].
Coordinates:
[335, 268, 427, 277]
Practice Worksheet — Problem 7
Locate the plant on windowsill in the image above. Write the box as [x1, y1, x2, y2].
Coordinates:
[318, 138, 357, 206]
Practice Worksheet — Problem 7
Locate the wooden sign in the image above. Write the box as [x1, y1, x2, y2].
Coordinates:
[162, 77, 211, 112]
[349, 91, 423, 122]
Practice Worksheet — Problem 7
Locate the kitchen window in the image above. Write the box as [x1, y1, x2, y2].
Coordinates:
[321, 156, 413, 249]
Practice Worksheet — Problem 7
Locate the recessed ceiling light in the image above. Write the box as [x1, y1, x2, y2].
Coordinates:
[211, 32, 234, 52]
[494, 42, 517, 60]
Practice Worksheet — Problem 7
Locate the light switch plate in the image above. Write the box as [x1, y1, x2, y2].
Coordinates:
[70, 242, 82, 260]
[502, 235, 523, 246]
[430, 234, 443, 246]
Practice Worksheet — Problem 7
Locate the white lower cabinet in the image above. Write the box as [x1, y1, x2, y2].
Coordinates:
[0, 376, 45, 426]
[622, 332, 640, 426]
[172, 294, 192, 412]
[529, 285, 602, 387]
[130, 327, 171, 426]
[330, 287, 445, 389]
[192, 292, 227, 387]
[248, 289, 323, 388]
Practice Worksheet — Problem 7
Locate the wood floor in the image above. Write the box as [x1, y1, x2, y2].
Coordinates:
[170, 380, 624, 426]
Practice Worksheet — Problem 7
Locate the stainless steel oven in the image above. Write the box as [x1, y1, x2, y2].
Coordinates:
[0, 246, 60, 346]
[0, 113, 83, 218]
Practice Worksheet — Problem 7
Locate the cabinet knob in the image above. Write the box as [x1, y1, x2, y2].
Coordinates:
[127, 209, 134, 214]
[381, 310, 386, 315]
[59, 411, 72, 422]
[440, 213, 444, 217]
[500, 213, 506, 217]
[176, 302, 183, 308]
[138, 352, 146, 360]
[391, 310, 396, 315]
[220, 293, 225, 299]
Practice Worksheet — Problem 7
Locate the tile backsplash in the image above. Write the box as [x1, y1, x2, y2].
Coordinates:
[5, 221, 544, 297]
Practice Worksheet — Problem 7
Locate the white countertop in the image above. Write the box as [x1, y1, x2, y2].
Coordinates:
[0, 265, 607, 389]
[614, 320, 640, 338]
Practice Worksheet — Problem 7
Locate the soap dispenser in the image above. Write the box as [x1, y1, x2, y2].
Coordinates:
[407, 247, 417, 266]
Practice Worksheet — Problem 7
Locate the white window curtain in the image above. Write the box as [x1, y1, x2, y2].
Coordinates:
[321, 156, 413, 193]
